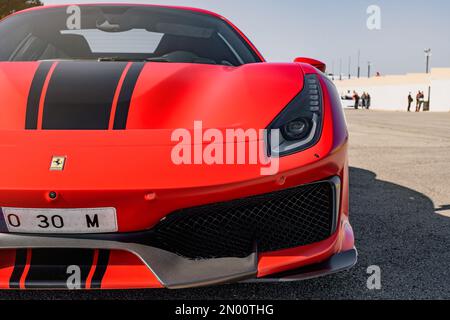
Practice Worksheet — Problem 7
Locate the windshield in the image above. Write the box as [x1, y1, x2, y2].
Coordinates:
[0, 5, 261, 66]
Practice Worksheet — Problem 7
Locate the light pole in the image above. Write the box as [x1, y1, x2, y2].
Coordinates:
[348, 56, 351, 79]
[331, 60, 335, 80]
[424, 48, 432, 74]
[339, 58, 342, 81]
[357, 50, 361, 78]
[367, 61, 372, 78]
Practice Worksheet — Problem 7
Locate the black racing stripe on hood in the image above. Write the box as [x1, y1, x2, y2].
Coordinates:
[25, 61, 53, 130]
[42, 61, 127, 130]
[9, 249, 27, 289]
[90, 249, 110, 289]
[24, 249, 95, 289]
[113, 62, 145, 130]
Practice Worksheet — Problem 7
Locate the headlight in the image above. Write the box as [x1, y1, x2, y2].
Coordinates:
[267, 74, 323, 157]
[281, 118, 311, 140]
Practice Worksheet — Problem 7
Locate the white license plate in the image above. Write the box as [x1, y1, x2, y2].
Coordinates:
[2, 207, 118, 234]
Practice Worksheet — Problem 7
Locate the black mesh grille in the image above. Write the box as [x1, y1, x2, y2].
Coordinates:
[151, 181, 336, 259]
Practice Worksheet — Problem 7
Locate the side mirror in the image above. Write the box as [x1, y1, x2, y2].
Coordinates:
[294, 57, 327, 73]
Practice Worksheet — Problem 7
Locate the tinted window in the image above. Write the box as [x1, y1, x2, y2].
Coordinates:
[0, 6, 261, 66]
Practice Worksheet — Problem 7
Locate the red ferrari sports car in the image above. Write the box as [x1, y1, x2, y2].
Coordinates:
[0, 4, 356, 290]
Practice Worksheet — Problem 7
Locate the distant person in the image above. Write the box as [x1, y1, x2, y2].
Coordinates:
[353, 91, 360, 110]
[407, 93, 413, 112]
[420, 92, 425, 110]
[361, 92, 367, 108]
[366, 93, 371, 109]
[417, 91, 425, 112]
[416, 91, 421, 112]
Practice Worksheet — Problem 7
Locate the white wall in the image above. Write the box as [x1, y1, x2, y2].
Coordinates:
[334, 69, 450, 112]
[431, 79, 450, 111]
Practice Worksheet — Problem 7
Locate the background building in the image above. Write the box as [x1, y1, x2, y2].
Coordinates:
[334, 68, 450, 112]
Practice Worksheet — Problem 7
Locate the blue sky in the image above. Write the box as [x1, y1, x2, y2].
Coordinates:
[42, 0, 450, 75]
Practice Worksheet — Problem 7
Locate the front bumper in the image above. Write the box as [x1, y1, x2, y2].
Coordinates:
[0, 176, 355, 289]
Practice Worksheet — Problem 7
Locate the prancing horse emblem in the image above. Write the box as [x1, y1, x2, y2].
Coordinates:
[50, 156, 66, 171]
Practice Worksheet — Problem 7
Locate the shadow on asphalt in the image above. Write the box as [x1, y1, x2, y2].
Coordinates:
[1, 167, 449, 300]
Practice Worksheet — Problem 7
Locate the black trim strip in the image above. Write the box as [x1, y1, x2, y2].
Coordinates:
[113, 62, 146, 130]
[90, 250, 110, 289]
[0, 208, 8, 233]
[9, 249, 27, 289]
[24, 249, 95, 289]
[25, 61, 53, 130]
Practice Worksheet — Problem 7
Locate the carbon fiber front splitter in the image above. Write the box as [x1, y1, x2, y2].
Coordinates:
[0, 229, 357, 289]
[245, 248, 357, 283]
[0, 233, 257, 289]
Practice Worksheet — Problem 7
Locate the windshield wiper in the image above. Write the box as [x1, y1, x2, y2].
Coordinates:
[145, 57, 171, 62]
[97, 57, 146, 62]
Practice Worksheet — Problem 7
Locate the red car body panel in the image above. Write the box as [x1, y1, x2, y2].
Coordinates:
[0, 4, 355, 289]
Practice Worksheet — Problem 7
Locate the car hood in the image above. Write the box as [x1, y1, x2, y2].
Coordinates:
[0, 61, 304, 131]
[0, 62, 333, 208]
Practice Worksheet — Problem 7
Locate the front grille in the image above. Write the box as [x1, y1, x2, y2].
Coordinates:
[151, 181, 336, 259]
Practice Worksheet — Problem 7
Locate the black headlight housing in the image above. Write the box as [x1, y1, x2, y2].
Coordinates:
[267, 74, 324, 157]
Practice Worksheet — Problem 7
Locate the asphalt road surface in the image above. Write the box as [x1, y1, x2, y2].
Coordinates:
[2, 109, 450, 300]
